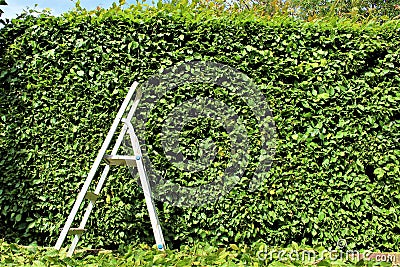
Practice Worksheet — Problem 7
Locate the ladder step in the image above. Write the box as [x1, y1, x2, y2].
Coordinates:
[103, 155, 137, 166]
[85, 191, 99, 202]
[68, 228, 86, 235]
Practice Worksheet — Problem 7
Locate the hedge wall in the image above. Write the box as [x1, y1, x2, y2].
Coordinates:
[0, 6, 399, 250]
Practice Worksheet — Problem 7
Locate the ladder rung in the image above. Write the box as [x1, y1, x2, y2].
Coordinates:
[103, 155, 137, 166]
[85, 191, 99, 202]
[68, 228, 86, 235]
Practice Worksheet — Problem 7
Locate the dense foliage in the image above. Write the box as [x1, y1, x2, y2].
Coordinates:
[1, 240, 393, 266]
[0, 3, 399, 252]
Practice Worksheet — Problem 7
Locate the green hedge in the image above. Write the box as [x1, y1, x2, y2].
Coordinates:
[1, 240, 385, 266]
[0, 6, 399, 250]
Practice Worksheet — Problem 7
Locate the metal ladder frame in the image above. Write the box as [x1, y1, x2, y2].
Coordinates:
[54, 82, 165, 256]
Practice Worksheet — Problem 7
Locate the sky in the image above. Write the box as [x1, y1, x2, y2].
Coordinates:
[1, 0, 152, 19]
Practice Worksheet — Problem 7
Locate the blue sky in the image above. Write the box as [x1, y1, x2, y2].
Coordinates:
[1, 0, 152, 19]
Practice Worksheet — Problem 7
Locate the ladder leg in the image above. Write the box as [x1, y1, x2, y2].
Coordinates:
[66, 200, 94, 256]
[65, 158, 113, 255]
[55, 189, 88, 250]
[123, 119, 166, 250]
[67, 235, 81, 257]
[136, 159, 166, 250]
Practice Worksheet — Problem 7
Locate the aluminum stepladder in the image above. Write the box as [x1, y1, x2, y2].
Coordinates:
[54, 82, 165, 256]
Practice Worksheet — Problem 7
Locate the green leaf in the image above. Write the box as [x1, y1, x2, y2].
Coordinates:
[317, 93, 329, 99]
[317, 260, 331, 266]
[229, 244, 239, 250]
[128, 41, 139, 50]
